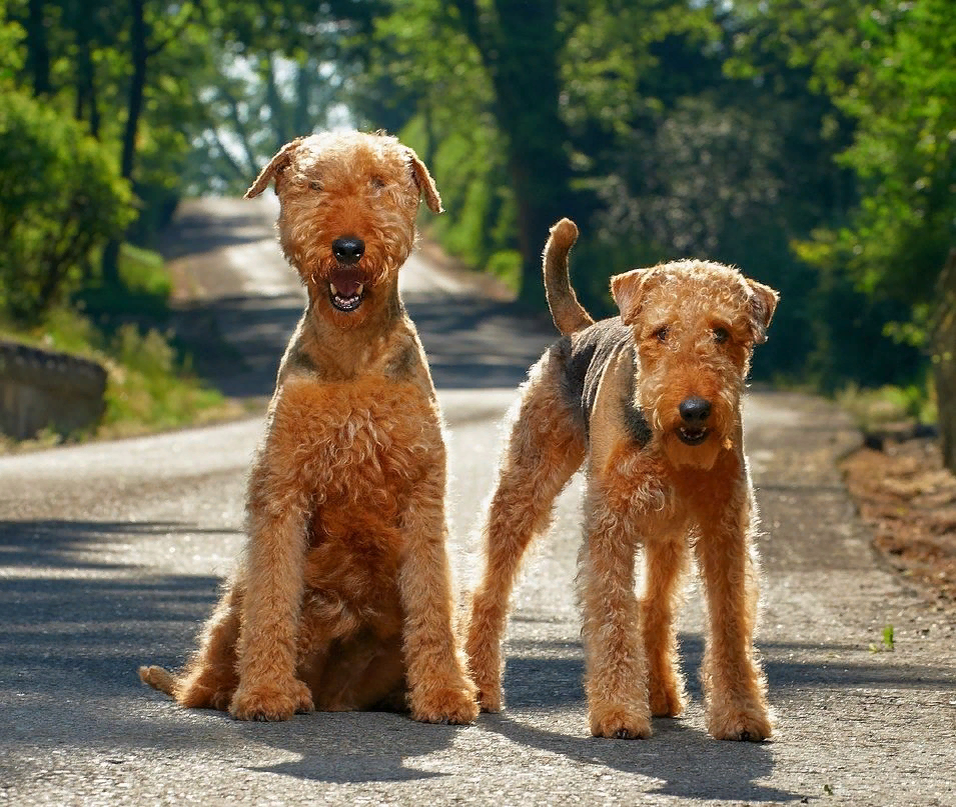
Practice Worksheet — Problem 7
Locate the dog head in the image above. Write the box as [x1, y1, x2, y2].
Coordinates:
[611, 260, 778, 469]
[245, 130, 442, 328]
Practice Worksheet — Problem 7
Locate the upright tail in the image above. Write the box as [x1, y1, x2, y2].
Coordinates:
[543, 218, 594, 336]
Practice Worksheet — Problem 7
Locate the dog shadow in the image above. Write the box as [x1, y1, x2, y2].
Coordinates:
[208, 708, 463, 783]
[487, 648, 799, 804]
[480, 712, 794, 803]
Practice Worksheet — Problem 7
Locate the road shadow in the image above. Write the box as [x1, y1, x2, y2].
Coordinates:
[172, 293, 304, 398]
[483, 632, 955, 800]
[173, 291, 554, 399]
[158, 199, 277, 261]
[0, 516, 464, 785]
[407, 294, 554, 391]
[236, 711, 466, 783]
[0, 519, 236, 571]
[484, 713, 791, 802]
[499, 634, 955, 711]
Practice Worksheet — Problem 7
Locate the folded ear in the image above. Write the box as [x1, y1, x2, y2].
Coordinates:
[610, 267, 663, 326]
[406, 147, 443, 213]
[244, 137, 305, 199]
[746, 279, 779, 344]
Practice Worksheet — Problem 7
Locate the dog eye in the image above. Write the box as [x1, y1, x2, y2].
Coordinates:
[309, 180, 322, 191]
[370, 176, 386, 189]
[652, 326, 669, 343]
[713, 327, 729, 343]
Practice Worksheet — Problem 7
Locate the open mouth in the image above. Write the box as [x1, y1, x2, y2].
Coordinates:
[677, 426, 709, 446]
[327, 268, 366, 313]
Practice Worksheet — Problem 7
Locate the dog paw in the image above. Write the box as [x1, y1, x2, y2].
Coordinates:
[707, 705, 772, 742]
[410, 686, 480, 725]
[475, 684, 502, 714]
[176, 680, 232, 711]
[464, 633, 502, 712]
[229, 679, 314, 722]
[170, 670, 235, 711]
[649, 682, 685, 718]
[589, 706, 652, 740]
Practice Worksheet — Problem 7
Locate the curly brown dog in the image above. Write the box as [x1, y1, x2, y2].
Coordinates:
[140, 131, 478, 724]
[466, 218, 778, 741]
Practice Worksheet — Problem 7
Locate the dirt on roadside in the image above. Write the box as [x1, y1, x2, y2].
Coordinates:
[841, 435, 956, 607]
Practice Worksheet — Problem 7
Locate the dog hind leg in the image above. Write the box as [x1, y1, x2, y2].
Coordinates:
[466, 351, 586, 712]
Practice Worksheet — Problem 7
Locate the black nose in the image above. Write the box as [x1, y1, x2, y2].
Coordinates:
[679, 396, 711, 424]
[332, 236, 365, 264]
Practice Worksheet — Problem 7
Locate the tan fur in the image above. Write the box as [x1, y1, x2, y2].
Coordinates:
[466, 218, 779, 741]
[139, 131, 477, 724]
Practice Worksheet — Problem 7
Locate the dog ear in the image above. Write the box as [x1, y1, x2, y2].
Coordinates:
[610, 267, 662, 326]
[405, 148, 443, 214]
[244, 137, 305, 199]
[746, 279, 779, 344]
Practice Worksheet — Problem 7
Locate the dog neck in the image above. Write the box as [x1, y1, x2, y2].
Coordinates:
[299, 273, 409, 379]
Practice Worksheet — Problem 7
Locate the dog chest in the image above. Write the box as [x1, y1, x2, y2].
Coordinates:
[266, 375, 443, 515]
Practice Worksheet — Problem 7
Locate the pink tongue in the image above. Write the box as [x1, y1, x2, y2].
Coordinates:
[330, 269, 363, 297]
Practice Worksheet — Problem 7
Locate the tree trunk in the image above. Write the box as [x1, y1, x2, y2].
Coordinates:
[933, 248, 956, 473]
[102, 0, 148, 288]
[292, 58, 312, 138]
[453, 0, 592, 310]
[490, 1, 570, 308]
[264, 54, 290, 151]
[25, 0, 51, 96]
[75, 37, 101, 138]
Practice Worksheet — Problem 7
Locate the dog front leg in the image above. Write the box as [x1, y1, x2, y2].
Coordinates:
[694, 487, 772, 741]
[399, 463, 479, 725]
[228, 466, 314, 721]
[579, 488, 651, 739]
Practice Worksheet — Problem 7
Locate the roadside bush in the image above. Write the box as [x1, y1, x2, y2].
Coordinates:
[0, 90, 134, 323]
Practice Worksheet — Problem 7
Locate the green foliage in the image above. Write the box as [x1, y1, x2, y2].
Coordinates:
[869, 623, 896, 653]
[792, 0, 956, 336]
[1, 0, 949, 410]
[75, 243, 172, 319]
[0, 89, 134, 323]
[1, 306, 229, 439]
[0, 1, 23, 81]
[838, 381, 936, 432]
[102, 324, 225, 433]
[409, 121, 515, 274]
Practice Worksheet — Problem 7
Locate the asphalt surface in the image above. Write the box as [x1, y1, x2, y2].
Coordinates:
[1, 198, 954, 806]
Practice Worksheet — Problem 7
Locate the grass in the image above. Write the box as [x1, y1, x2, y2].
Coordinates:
[0, 244, 244, 448]
[869, 623, 896, 653]
[74, 243, 172, 318]
[836, 381, 937, 433]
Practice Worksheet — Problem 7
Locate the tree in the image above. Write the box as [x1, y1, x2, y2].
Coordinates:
[0, 89, 133, 322]
[783, 0, 956, 462]
[185, 51, 351, 195]
[451, 0, 586, 307]
[361, 0, 720, 308]
[99, 0, 202, 286]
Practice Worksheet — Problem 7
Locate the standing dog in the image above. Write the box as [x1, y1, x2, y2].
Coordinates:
[140, 131, 478, 724]
[466, 218, 778, 740]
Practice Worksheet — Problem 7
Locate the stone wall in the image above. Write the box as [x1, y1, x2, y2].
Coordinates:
[0, 341, 107, 440]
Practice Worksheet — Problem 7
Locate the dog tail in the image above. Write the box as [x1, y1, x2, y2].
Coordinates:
[543, 218, 594, 335]
[138, 665, 178, 698]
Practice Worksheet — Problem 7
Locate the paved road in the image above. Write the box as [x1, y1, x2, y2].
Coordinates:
[1, 199, 954, 806]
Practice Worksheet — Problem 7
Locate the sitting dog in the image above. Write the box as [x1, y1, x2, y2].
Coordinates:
[466, 218, 778, 740]
[140, 131, 478, 724]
